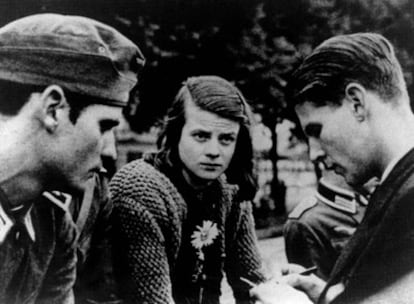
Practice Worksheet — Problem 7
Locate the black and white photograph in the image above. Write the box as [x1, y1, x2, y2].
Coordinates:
[0, 0, 414, 303]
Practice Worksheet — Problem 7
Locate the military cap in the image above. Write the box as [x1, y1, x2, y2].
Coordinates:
[0, 13, 145, 106]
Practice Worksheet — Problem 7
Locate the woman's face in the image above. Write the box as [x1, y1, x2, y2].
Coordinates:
[178, 100, 240, 188]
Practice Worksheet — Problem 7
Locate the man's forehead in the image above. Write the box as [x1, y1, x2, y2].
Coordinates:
[83, 104, 123, 121]
[295, 100, 319, 111]
[295, 102, 319, 121]
[85, 103, 122, 113]
[294, 103, 333, 136]
[295, 101, 338, 119]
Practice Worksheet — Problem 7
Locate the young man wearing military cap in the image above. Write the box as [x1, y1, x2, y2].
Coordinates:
[0, 13, 144, 304]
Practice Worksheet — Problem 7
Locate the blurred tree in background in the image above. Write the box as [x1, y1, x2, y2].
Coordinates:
[1, 0, 414, 214]
[4, 0, 412, 130]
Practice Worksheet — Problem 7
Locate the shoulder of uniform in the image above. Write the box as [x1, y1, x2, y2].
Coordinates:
[288, 196, 318, 219]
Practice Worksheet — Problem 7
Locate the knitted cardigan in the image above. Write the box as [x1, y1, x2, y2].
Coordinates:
[110, 158, 265, 304]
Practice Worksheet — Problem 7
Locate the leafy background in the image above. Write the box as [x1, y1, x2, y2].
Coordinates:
[1, 0, 413, 214]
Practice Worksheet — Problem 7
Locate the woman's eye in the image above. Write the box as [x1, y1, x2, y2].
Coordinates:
[219, 136, 236, 146]
[193, 133, 209, 142]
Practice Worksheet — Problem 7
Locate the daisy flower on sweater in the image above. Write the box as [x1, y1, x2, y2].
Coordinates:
[191, 220, 219, 250]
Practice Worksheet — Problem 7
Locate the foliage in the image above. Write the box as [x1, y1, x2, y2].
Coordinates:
[1, 0, 414, 214]
[1, 0, 414, 128]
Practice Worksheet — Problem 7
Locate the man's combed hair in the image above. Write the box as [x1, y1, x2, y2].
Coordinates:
[290, 33, 406, 107]
[155, 75, 257, 201]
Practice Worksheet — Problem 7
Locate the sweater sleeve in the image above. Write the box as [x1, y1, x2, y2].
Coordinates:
[225, 200, 266, 304]
[111, 196, 174, 304]
[110, 160, 186, 304]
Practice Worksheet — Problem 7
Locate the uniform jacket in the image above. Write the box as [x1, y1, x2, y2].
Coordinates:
[109, 157, 265, 304]
[69, 173, 118, 303]
[0, 193, 77, 304]
[323, 148, 414, 303]
[284, 178, 367, 280]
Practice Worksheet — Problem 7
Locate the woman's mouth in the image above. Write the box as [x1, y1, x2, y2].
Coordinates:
[200, 163, 221, 170]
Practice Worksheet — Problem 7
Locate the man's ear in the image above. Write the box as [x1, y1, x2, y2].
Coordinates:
[344, 82, 367, 122]
[39, 85, 68, 132]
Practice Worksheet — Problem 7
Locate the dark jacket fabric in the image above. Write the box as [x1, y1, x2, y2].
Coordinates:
[110, 157, 265, 304]
[70, 173, 118, 304]
[0, 195, 77, 304]
[323, 148, 414, 303]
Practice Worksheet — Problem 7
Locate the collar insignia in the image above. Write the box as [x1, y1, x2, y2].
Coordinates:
[0, 203, 35, 244]
[316, 178, 366, 214]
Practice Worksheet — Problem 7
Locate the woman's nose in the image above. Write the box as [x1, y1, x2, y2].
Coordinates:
[205, 140, 220, 158]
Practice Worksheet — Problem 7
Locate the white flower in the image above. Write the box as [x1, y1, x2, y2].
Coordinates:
[191, 220, 219, 250]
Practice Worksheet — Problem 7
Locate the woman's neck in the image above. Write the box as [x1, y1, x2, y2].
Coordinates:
[181, 168, 213, 191]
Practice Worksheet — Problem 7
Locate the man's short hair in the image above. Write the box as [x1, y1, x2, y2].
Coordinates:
[0, 79, 113, 123]
[0, 79, 43, 116]
[0, 13, 145, 115]
[290, 33, 406, 107]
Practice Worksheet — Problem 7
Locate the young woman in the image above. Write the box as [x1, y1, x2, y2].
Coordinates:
[110, 75, 266, 304]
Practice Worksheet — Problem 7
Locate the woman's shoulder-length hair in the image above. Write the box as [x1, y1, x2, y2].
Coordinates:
[155, 75, 257, 201]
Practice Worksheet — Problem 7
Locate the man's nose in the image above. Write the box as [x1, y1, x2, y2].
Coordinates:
[308, 138, 326, 163]
[101, 131, 117, 161]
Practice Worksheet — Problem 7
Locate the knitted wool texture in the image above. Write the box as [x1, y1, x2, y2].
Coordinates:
[110, 159, 265, 304]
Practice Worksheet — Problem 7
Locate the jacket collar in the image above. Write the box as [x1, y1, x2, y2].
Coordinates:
[0, 188, 72, 244]
[381, 145, 414, 183]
